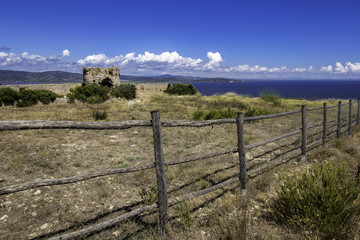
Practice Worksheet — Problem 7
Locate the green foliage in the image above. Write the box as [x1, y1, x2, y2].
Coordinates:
[244, 107, 269, 117]
[138, 184, 158, 204]
[67, 85, 110, 104]
[111, 83, 137, 100]
[164, 83, 198, 95]
[92, 110, 108, 121]
[193, 107, 237, 120]
[260, 90, 282, 107]
[176, 200, 193, 229]
[269, 160, 360, 239]
[34, 89, 59, 104]
[16, 89, 39, 107]
[0, 87, 20, 105]
[12, 89, 59, 107]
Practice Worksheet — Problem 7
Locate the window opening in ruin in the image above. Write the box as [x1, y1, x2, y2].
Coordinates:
[101, 77, 113, 88]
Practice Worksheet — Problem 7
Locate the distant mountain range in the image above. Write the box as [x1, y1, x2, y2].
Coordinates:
[0, 70, 242, 84]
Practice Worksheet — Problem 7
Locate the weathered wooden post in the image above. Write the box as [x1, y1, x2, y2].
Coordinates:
[322, 103, 327, 146]
[349, 100, 352, 136]
[236, 112, 247, 196]
[357, 98, 360, 125]
[337, 101, 342, 138]
[151, 111, 168, 235]
[301, 105, 307, 162]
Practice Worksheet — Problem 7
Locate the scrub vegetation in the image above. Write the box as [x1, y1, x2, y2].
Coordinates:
[0, 83, 359, 240]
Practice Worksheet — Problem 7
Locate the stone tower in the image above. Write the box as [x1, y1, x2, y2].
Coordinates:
[83, 67, 120, 88]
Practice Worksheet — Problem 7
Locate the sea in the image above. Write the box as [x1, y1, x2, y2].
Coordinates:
[191, 80, 360, 100]
[3, 79, 360, 100]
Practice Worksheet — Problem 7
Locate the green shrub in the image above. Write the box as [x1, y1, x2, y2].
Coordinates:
[92, 110, 108, 121]
[67, 85, 110, 104]
[193, 107, 237, 120]
[35, 89, 59, 104]
[244, 107, 269, 117]
[0, 87, 20, 106]
[192, 107, 205, 121]
[111, 83, 136, 100]
[164, 83, 198, 95]
[16, 89, 39, 107]
[269, 160, 360, 239]
[260, 90, 282, 107]
[15, 89, 59, 107]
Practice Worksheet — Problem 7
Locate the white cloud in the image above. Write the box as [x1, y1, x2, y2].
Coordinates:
[320, 65, 333, 72]
[334, 62, 347, 73]
[207, 51, 223, 64]
[77, 53, 108, 65]
[62, 49, 70, 56]
[2, 48, 360, 79]
[345, 62, 360, 72]
[0, 49, 70, 69]
[319, 61, 360, 74]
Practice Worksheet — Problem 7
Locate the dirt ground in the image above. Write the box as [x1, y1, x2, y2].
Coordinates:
[0, 84, 358, 239]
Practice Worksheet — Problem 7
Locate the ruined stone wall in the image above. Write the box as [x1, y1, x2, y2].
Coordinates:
[83, 67, 120, 87]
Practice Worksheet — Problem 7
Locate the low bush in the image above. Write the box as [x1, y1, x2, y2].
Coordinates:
[244, 107, 269, 117]
[67, 85, 110, 104]
[17, 88, 39, 107]
[92, 110, 108, 121]
[35, 89, 59, 104]
[193, 107, 237, 120]
[0, 87, 20, 106]
[111, 83, 136, 100]
[260, 90, 282, 107]
[16, 89, 59, 107]
[269, 160, 360, 239]
[164, 83, 198, 95]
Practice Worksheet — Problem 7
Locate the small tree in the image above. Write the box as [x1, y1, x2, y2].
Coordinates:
[67, 85, 110, 104]
[0, 87, 20, 106]
[164, 83, 198, 95]
[111, 83, 136, 100]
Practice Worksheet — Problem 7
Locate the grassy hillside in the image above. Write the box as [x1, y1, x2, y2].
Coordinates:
[0, 84, 359, 239]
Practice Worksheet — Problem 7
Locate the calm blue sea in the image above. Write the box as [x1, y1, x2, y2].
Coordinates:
[192, 80, 360, 100]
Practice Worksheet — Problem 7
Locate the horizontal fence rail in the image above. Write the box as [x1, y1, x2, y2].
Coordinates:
[1, 98, 359, 239]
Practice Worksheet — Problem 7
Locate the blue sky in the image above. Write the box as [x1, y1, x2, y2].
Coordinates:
[1, 0, 360, 79]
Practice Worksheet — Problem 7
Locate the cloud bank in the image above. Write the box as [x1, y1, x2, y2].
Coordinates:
[1, 49, 360, 78]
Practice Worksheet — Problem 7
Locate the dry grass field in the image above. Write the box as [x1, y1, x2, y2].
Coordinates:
[0, 83, 359, 239]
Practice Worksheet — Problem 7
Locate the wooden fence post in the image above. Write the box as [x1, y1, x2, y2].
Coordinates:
[357, 98, 360, 125]
[301, 105, 307, 162]
[236, 112, 247, 196]
[151, 111, 168, 235]
[322, 103, 327, 146]
[337, 101, 342, 138]
[349, 100, 352, 136]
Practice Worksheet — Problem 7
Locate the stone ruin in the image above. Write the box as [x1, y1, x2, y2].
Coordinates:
[83, 67, 120, 88]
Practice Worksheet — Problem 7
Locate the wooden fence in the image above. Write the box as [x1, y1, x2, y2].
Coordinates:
[0, 99, 359, 239]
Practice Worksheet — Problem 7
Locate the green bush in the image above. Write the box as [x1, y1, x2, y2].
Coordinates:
[67, 85, 110, 104]
[244, 107, 269, 117]
[269, 160, 360, 239]
[192, 107, 205, 121]
[164, 83, 198, 95]
[35, 89, 59, 104]
[260, 90, 282, 107]
[16, 89, 40, 107]
[111, 83, 136, 100]
[0, 87, 20, 106]
[15, 89, 59, 107]
[92, 110, 108, 121]
[193, 107, 237, 120]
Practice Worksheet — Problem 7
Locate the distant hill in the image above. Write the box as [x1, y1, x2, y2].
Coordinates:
[0, 70, 83, 84]
[0, 70, 242, 85]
